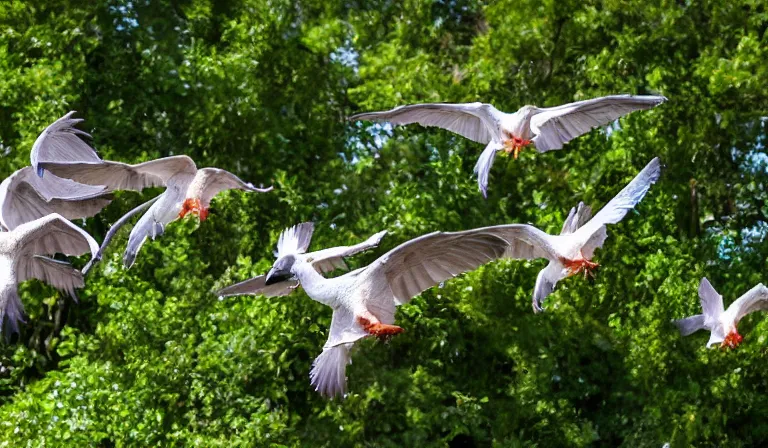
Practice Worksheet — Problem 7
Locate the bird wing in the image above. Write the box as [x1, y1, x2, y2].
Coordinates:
[0, 167, 111, 231]
[349, 102, 502, 144]
[575, 157, 662, 257]
[30, 111, 100, 176]
[12, 213, 99, 259]
[727, 283, 768, 325]
[698, 277, 725, 322]
[307, 230, 388, 274]
[197, 168, 273, 206]
[215, 274, 299, 298]
[16, 256, 84, 298]
[364, 224, 557, 306]
[39, 156, 198, 192]
[529, 95, 667, 152]
[673, 315, 707, 336]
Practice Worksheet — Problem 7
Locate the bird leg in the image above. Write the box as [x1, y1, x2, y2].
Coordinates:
[563, 257, 600, 278]
[357, 316, 404, 339]
[178, 198, 209, 221]
[721, 329, 743, 349]
[503, 136, 532, 159]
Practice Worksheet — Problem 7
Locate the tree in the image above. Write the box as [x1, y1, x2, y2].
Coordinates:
[0, 0, 766, 446]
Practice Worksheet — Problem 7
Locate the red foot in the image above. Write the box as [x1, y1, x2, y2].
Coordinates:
[178, 198, 209, 221]
[563, 257, 599, 278]
[503, 136, 532, 159]
[722, 330, 743, 349]
[358, 317, 404, 339]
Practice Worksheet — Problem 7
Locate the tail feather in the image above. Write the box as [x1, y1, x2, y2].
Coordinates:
[310, 344, 352, 398]
[473, 142, 501, 197]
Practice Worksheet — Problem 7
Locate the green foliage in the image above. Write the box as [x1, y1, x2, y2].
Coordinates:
[0, 0, 767, 446]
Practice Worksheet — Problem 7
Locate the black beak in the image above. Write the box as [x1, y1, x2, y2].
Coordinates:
[265, 268, 292, 285]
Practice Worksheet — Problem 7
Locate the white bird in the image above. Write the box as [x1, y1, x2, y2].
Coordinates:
[0, 213, 99, 334]
[349, 95, 667, 196]
[0, 166, 111, 231]
[674, 278, 768, 348]
[30, 112, 273, 268]
[215, 160, 659, 397]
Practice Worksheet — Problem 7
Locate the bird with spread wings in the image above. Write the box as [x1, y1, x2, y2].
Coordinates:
[30, 112, 273, 268]
[675, 278, 768, 348]
[215, 159, 660, 397]
[349, 95, 666, 196]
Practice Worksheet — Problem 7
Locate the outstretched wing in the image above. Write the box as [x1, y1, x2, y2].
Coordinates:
[40, 156, 197, 192]
[530, 95, 667, 152]
[30, 111, 100, 176]
[12, 213, 99, 259]
[365, 224, 557, 307]
[728, 283, 768, 325]
[0, 167, 111, 231]
[307, 230, 388, 274]
[17, 256, 84, 298]
[575, 157, 662, 255]
[215, 274, 298, 298]
[350, 102, 502, 144]
[198, 168, 273, 206]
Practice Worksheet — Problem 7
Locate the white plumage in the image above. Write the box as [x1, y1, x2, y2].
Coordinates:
[30, 112, 273, 268]
[675, 278, 768, 348]
[349, 95, 666, 196]
[216, 160, 659, 397]
[0, 213, 98, 334]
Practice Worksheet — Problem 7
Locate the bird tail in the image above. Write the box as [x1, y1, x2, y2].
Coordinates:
[473, 142, 501, 198]
[310, 343, 352, 398]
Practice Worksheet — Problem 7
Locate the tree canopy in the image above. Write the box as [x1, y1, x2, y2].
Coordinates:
[0, 0, 767, 446]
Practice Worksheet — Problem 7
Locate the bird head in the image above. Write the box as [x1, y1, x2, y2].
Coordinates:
[265, 222, 315, 285]
[265, 254, 297, 285]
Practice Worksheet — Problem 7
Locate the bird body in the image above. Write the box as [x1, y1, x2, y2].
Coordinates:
[350, 95, 667, 195]
[217, 158, 660, 396]
[30, 112, 273, 267]
[675, 278, 768, 348]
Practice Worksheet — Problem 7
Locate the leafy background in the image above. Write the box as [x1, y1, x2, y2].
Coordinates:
[0, 0, 767, 446]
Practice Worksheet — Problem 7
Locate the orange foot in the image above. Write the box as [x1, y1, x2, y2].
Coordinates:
[503, 136, 532, 159]
[722, 330, 743, 349]
[564, 257, 600, 278]
[358, 316, 404, 339]
[178, 198, 210, 221]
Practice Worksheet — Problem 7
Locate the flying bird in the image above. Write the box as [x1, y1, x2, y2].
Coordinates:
[0, 166, 111, 231]
[215, 159, 659, 398]
[30, 112, 273, 268]
[674, 278, 768, 348]
[0, 213, 99, 334]
[349, 95, 667, 196]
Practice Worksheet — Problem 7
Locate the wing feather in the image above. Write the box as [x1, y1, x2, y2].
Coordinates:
[530, 95, 667, 152]
[12, 213, 99, 259]
[349, 103, 502, 144]
[40, 156, 197, 191]
[364, 224, 557, 307]
[575, 158, 662, 252]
